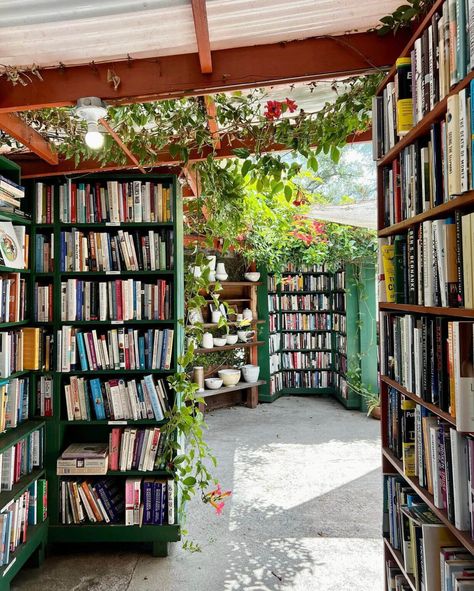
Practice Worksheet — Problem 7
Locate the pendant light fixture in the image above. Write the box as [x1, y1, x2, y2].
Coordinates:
[75, 97, 107, 150]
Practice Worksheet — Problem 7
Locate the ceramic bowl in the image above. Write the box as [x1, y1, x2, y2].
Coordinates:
[244, 272, 260, 282]
[213, 337, 227, 347]
[226, 334, 239, 345]
[242, 364, 260, 383]
[205, 378, 223, 390]
[218, 369, 241, 387]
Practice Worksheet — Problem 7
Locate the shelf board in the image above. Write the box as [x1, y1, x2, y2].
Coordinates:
[280, 310, 331, 313]
[59, 419, 166, 426]
[105, 469, 171, 477]
[383, 447, 474, 554]
[201, 380, 265, 398]
[280, 368, 332, 372]
[60, 222, 174, 228]
[60, 368, 174, 376]
[378, 191, 474, 237]
[48, 522, 179, 543]
[0, 212, 31, 225]
[203, 298, 250, 303]
[59, 319, 174, 326]
[379, 302, 474, 318]
[198, 319, 264, 329]
[281, 348, 332, 353]
[279, 290, 332, 295]
[0, 266, 29, 274]
[380, 375, 456, 427]
[194, 340, 264, 354]
[0, 319, 29, 329]
[280, 329, 331, 333]
[0, 520, 48, 580]
[0, 370, 30, 383]
[207, 281, 262, 287]
[383, 538, 416, 591]
[0, 420, 44, 454]
[59, 270, 173, 276]
[0, 468, 46, 512]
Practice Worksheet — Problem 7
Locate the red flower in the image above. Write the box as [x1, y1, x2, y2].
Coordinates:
[285, 98, 298, 113]
[264, 100, 282, 120]
[311, 221, 326, 234]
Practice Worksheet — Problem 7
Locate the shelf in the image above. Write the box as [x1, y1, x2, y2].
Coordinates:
[0, 370, 30, 383]
[201, 380, 265, 398]
[194, 340, 264, 354]
[378, 191, 474, 237]
[0, 319, 29, 329]
[48, 522, 179, 544]
[59, 419, 166, 426]
[383, 538, 416, 591]
[208, 281, 262, 287]
[59, 270, 173, 276]
[0, 520, 48, 580]
[59, 319, 174, 326]
[0, 266, 29, 274]
[280, 368, 332, 372]
[60, 222, 174, 228]
[279, 271, 330, 275]
[281, 348, 332, 353]
[0, 420, 44, 454]
[198, 319, 264, 329]
[34, 272, 54, 277]
[280, 310, 331, 313]
[203, 298, 250, 303]
[383, 447, 474, 554]
[279, 291, 332, 295]
[377, 70, 474, 168]
[105, 469, 171, 476]
[0, 468, 46, 512]
[380, 375, 456, 427]
[0, 212, 31, 225]
[59, 368, 174, 376]
[280, 329, 331, 333]
[379, 302, 474, 318]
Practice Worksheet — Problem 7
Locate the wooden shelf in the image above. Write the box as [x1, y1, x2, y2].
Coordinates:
[378, 191, 474, 237]
[208, 281, 262, 287]
[59, 368, 174, 376]
[379, 302, 474, 318]
[201, 380, 265, 398]
[194, 340, 264, 354]
[383, 447, 474, 554]
[0, 211, 31, 225]
[0, 266, 29, 274]
[59, 270, 173, 276]
[380, 375, 456, 427]
[199, 319, 264, 329]
[60, 222, 174, 228]
[383, 538, 416, 591]
[0, 468, 46, 512]
[0, 420, 45, 454]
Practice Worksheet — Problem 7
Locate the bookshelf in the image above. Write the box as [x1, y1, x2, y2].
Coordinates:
[375, 0, 474, 587]
[0, 156, 48, 590]
[29, 172, 183, 557]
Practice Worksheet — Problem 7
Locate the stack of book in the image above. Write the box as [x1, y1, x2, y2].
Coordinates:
[0, 479, 48, 567]
[0, 273, 26, 322]
[63, 375, 171, 422]
[1, 427, 44, 491]
[281, 351, 332, 370]
[126, 477, 174, 526]
[280, 312, 332, 331]
[280, 273, 332, 291]
[109, 427, 166, 472]
[0, 377, 30, 431]
[58, 181, 173, 224]
[36, 376, 53, 417]
[35, 233, 54, 272]
[60, 278, 172, 321]
[280, 293, 330, 310]
[0, 176, 27, 219]
[59, 228, 173, 272]
[35, 183, 54, 224]
[57, 326, 174, 372]
[22, 327, 54, 372]
[282, 332, 332, 349]
[56, 443, 108, 476]
[60, 477, 123, 524]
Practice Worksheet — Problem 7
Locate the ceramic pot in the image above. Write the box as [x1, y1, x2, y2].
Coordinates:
[207, 255, 217, 271]
[211, 310, 222, 324]
[192, 265, 201, 278]
[188, 308, 204, 325]
[237, 330, 255, 343]
[205, 378, 223, 390]
[218, 369, 241, 387]
[216, 262, 228, 281]
[243, 308, 253, 321]
[226, 334, 239, 345]
[201, 332, 214, 349]
[242, 364, 260, 383]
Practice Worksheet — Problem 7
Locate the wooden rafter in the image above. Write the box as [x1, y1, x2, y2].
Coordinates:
[0, 113, 58, 165]
[98, 118, 146, 174]
[14, 129, 372, 179]
[204, 95, 221, 149]
[182, 165, 201, 197]
[191, 0, 213, 74]
[0, 32, 410, 113]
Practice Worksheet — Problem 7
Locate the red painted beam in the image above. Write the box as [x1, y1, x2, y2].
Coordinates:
[191, 0, 213, 74]
[0, 32, 409, 113]
[204, 95, 221, 149]
[0, 113, 58, 165]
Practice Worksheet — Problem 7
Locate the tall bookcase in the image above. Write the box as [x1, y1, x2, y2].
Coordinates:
[0, 156, 48, 590]
[29, 172, 183, 556]
[375, 1, 474, 587]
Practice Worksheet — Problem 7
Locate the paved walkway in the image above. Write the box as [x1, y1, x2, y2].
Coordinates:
[13, 396, 382, 591]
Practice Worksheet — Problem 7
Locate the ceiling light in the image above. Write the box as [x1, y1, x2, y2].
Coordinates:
[75, 97, 107, 150]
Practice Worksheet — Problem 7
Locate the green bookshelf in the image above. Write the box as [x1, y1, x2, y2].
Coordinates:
[29, 171, 184, 557]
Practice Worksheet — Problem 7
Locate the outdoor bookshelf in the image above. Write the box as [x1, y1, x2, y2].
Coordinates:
[375, 0, 474, 586]
[28, 172, 184, 557]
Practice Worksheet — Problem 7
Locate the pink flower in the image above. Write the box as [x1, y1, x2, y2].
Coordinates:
[214, 502, 225, 515]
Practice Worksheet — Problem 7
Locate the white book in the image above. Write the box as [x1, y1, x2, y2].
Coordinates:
[459, 88, 469, 193]
[126, 428, 137, 471]
[99, 282, 107, 321]
[453, 322, 474, 431]
[447, 94, 462, 197]
[450, 428, 471, 530]
[133, 181, 142, 222]
[429, 425, 443, 508]
[422, 221, 434, 307]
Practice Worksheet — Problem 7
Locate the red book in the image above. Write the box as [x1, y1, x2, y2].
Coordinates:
[115, 281, 123, 320]
[392, 158, 401, 224]
[122, 183, 127, 222]
[108, 428, 121, 471]
[85, 183, 91, 223]
[95, 183, 102, 222]
[48, 283, 53, 322]
[71, 183, 77, 223]
[46, 185, 52, 224]
[86, 332, 98, 370]
[150, 183, 155, 222]
[124, 334, 130, 369]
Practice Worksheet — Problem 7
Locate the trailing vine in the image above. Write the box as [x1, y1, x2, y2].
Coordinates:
[376, 0, 435, 35]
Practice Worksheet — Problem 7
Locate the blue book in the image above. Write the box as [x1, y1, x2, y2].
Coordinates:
[160, 482, 167, 524]
[3, 511, 12, 565]
[143, 375, 164, 421]
[456, 0, 467, 80]
[142, 479, 154, 525]
[35, 235, 43, 272]
[89, 378, 105, 420]
[136, 381, 146, 418]
[28, 480, 38, 525]
[160, 330, 168, 370]
[76, 280, 83, 321]
[60, 233, 66, 271]
[138, 336, 145, 369]
[152, 481, 163, 525]
[147, 329, 153, 368]
[76, 332, 89, 370]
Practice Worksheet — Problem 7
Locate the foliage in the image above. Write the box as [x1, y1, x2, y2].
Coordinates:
[0, 63, 43, 86]
[376, 0, 435, 35]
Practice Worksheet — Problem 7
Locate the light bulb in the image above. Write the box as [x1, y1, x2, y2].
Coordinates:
[85, 121, 104, 149]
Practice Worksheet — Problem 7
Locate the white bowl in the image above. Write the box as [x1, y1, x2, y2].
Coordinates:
[218, 369, 241, 387]
[244, 272, 260, 282]
[242, 364, 260, 383]
[205, 378, 223, 390]
[226, 334, 239, 345]
[213, 337, 227, 347]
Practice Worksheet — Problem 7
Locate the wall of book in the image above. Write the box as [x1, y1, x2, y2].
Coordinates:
[374, 0, 474, 588]
[29, 173, 183, 557]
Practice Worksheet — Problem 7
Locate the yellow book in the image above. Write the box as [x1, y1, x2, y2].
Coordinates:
[381, 244, 396, 303]
[22, 327, 40, 370]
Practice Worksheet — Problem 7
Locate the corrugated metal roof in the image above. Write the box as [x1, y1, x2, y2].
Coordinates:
[308, 201, 377, 229]
[0, 0, 402, 67]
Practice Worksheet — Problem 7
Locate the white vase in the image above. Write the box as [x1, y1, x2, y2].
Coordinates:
[201, 332, 214, 348]
[206, 255, 217, 271]
[242, 364, 260, 383]
[215, 262, 228, 281]
[209, 271, 216, 282]
[243, 308, 253, 321]
[211, 310, 222, 324]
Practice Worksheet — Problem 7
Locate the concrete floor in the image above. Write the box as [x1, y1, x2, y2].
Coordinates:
[13, 396, 382, 591]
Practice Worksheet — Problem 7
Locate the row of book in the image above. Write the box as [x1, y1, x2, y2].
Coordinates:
[279, 294, 330, 311]
[63, 375, 171, 422]
[58, 326, 174, 372]
[333, 292, 346, 312]
[0, 273, 26, 323]
[281, 351, 332, 370]
[34, 283, 53, 322]
[333, 313, 347, 333]
[280, 313, 332, 331]
[282, 264, 328, 273]
[59, 181, 173, 224]
[36, 376, 52, 417]
[22, 327, 54, 372]
[0, 479, 48, 567]
[60, 476, 174, 526]
[269, 314, 279, 333]
[269, 353, 281, 374]
[334, 352, 347, 374]
[334, 333, 347, 354]
[381, 312, 474, 427]
[268, 295, 279, 313]
[334, 270, 345, 290]
[384, 474, 474, 591]
[0, 330, 25, 377]
[276, 369, 333, 389]
[1, 428, 43, 492]
[35, 233, 53, 272]
[0, 378, 29, 432]
[269, 334, 280, 355]
[374, 0, 474, 159]
[59, 228, 173, 272]
[269, 372, 283, 396]
[280, 331, 332, 350]
[280, 274, 332, 292]
[60, 278, 172, 322]
[334, 373, 348, 400]
[0, 175, 24, 212]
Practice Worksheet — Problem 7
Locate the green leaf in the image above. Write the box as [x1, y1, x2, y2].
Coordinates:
[241, 159, 253, 177]
[284, 185, 292, 201]
[233, 148, 251, 159]
[183, 476, 197, 486]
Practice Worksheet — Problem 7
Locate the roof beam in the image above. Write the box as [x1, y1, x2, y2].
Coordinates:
[204, 95, 221, 149]
[14, 129, 371, 178]
[0, 113, 58, 165]
[191, 0, 213, 74]
[0, 31, 410, 113]
[98, 117, 146, 174]
[182, 165, 201, 196]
